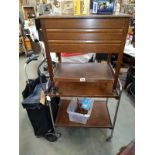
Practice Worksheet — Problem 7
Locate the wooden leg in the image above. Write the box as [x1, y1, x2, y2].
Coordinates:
[113, 53, 123, 89]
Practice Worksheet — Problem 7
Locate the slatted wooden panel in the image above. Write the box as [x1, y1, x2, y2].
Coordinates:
[54, 63, 114, 82]
[40, 15, 130, 89]
[43, 18, 125, 29]
[41, 18, 128, 53]
[46, 29, 123, 41]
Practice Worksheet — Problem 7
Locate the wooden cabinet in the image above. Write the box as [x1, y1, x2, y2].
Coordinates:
[38, 14, 130, 140]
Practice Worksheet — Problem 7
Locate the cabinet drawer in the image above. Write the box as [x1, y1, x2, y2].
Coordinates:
[46, 28, 123, 53]
[41, 16, 129, 53]
[48, 41, 121, 53]
[55, 81, 114, 97]
[46, 29, 123, 41]
[43, 18, 125, 29]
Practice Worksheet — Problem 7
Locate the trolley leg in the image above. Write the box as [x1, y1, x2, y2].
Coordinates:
[48, 98, 57, 133]
[106, 92, 122, 142]
[46, 96, 61, 139]
[105, 98, 109, 104]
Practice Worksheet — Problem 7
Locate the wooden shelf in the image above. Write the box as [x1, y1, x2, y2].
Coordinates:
[54, 63, 114, 82]
[50, 63, 118, 98]
[39, 15, 130, 138]
[55, 100, 112, 128]
[49, 82, 118, 98]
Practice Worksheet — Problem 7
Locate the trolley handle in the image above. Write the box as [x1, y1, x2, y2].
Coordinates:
[37, 58, 49, 92]
[26, 55, 39, 64]
[24, 54, 39, 83]
[37, 58, 57, 94]
[37, 58, 46, 77]
[37, 58, 54, 93]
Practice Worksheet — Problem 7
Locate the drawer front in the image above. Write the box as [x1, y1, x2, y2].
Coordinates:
[55, 81, 114, 97]
[44, 18, 125, 29]
[48, 41, 121, 53]
[46, 29, 123, 41]
[41, 18, 129, 53]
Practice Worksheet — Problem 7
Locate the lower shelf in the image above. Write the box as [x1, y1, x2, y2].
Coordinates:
[55, 100, 112, 128]
[49, 82, 119, 98]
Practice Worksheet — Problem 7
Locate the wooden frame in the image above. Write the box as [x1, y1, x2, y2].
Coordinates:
[39, 14, 130, 93]
[38, 14, 130, 140]
[22, 6, 36, 20]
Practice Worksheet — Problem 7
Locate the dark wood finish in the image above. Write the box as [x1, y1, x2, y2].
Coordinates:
[39, 14, 130, 95]
[46, 29, 123, 40]
[49, 82, 118, 98]
[41, 17, 54, 81]
[117, 141, 135, 155]
[48, 42, 121, 53]
[39, 14, 131, 19]
[40, 16, 129, 54]
[54, 63, 114, 82]
[55, 100, 112, 128]
[113, 18, 130, 88]
[44, 18, 125, 29]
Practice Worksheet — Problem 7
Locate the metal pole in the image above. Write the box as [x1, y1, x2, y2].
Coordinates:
[106, 79, 122, 141]
[24, 63, 29, 84]
[105, 98, 109, 104]
[46, 96, 56, 133]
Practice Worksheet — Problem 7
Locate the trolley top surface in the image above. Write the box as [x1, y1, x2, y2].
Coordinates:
[38, 13, 131, 19]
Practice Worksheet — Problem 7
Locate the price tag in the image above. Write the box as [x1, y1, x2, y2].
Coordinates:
[80, 78, 86, 82]
[40, 91, 45, 105]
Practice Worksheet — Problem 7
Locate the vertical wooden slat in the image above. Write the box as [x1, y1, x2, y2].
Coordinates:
[39, 16, 130, 91]
[113, 18, 130, 89]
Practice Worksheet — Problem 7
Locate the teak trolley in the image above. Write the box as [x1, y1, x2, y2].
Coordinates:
[38, 14, 130, 141]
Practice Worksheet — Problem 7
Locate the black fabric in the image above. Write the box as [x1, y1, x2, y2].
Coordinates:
[22, 83, 46, 109]
[35, 18, 43, 41]
[22, 75, 47, 99]
[50, 97, 60, 122]
[26, 106, 51, 136]
[26, 97, 59, 136]
[95, 53, 117, 67]
[35, 18, 41, 31]
[95, 53, 108, 62]
[22, 73, 60, 136]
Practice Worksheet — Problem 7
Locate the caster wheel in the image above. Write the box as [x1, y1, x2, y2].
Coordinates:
[44, 133, 58, 142]
[106, 136, 112, 142]
[35, 135, 42, 138]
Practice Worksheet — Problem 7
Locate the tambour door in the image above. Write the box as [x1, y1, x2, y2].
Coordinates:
[41, 17, 129, 53]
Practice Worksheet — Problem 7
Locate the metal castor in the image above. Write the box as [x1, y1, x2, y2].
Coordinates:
[44, 132, 61, 142]
[35, 135, 42, 138]
[106, 136, 112, 142]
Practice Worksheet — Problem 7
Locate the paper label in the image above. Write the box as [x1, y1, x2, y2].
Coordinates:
[80, 78, 86, 82]
[40, 91, 45, 105]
